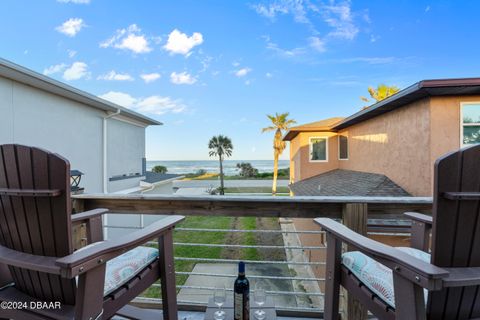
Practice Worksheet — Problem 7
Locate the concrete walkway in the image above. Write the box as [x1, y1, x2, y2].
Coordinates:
[279, 219, 324, 309]
[174, 187, 209, 195]
[177, 263, 297, 308]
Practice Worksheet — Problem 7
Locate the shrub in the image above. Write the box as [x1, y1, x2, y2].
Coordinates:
[236, 162, 259, 178]
[277, 167, 290, 177]
[195, 169, 207, 176]
[152, 165, 167, 174]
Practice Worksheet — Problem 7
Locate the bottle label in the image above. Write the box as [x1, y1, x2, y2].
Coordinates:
[234, 292, 243, 319]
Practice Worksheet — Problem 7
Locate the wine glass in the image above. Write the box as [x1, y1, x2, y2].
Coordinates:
[254, 281, 267, 320]
[213, 285, 226, 320]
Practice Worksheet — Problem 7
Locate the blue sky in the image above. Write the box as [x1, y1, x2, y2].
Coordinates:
[1, 0, 479, 160]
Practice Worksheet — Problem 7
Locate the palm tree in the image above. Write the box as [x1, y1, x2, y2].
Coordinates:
[208, 135, 233, 195]
[262, 113, 296, 195]
[361, 84, 400, 107]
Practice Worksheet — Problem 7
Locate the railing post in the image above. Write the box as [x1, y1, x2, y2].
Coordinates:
[342, 203, 368, 320]
[72, 198, 87, 250]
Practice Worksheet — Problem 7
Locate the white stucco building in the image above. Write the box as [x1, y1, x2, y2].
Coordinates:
[0, 58, 162, 194]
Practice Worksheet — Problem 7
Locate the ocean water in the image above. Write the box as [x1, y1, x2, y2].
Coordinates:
[146, 160, 289, 176]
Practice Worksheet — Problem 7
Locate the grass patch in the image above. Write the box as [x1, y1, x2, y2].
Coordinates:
[240, 217, 260, 261]
[182, 173, 220, 180]
[142, 216, 285, 298]
[143, 216, 233, 297]
[195, 175, 289, 180]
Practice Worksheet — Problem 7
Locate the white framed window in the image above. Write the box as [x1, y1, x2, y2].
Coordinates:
[338, 135, 348, 160]
[461, 103, 480, 145]
[309, 137, 328, 162]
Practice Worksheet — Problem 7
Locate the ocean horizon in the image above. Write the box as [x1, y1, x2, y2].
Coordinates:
[146, 160, 289, 175]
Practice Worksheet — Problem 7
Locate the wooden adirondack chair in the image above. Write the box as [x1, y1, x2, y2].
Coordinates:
[316, 143, 480, 320]
[0, 144, 184, 320]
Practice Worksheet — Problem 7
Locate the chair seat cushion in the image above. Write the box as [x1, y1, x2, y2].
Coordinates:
[341, 247, 430, 308]
[104, 246, 158, 295]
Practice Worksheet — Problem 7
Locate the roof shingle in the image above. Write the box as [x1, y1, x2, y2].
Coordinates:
[289, 169, 410, 197]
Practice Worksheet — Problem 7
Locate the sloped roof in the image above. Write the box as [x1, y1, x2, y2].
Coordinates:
[0, 58, 161, 126]
[284, 77, 480, 137]
[289, 169, 410, 197]
[283, 117, 344, 141]
[331, 77, 480, 130]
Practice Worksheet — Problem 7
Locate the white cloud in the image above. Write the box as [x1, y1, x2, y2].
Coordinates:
[97, 70, 134, 81]
[136, 96, 186, 114]
[309, 36, 326, 52]
[56, 18, 85, 37]
[57, 0, 90, 3]
[43, 63, 67, 76]
[265, 37, 306, 57]
[63, 62, 89, 80]
[253, 1, 361, 42]
[252, 1, 307, 24]
[265, 72, 273, 78]
[322, 3, 358, 40]
[67, 49, 77, 58]
[170, 71, 197, 85]
[99, 91, 187, 115]
[425, 5, 431, 12]
[100, 24, 152, 54]
[99, 91, 137, 108]
[235, 68, 251, 77]
[163, 29, 203, 56]
[140, 73, 161, 83]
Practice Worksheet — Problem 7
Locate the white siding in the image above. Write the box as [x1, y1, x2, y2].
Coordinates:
[0, 77, 147, 193]
[107, 118, 146, 193]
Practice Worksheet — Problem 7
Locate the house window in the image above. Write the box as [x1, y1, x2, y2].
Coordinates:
[462, 104, 480, 145]
[339, 135, 348, 160]
[309, 137, 328, 162]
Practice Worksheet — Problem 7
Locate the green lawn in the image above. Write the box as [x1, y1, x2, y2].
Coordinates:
[200, 175, 289, 180]
[224, 186, 290, 193]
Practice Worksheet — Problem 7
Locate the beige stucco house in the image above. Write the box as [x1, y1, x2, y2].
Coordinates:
[284, 78, 480, 196]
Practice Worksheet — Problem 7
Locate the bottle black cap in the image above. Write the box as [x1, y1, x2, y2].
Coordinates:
[239, 261, 245, 274]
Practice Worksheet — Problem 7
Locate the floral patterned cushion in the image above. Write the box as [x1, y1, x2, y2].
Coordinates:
[103, 246, 158, 295]
[342, 247, 430, 308]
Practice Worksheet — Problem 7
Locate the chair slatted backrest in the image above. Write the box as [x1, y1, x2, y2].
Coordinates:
[0, 144, 76, 305]
[429, 144, 480, 319]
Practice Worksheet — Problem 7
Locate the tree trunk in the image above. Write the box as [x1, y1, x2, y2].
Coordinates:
[219, 155, 224, 195]
[272, 151, 278, 195]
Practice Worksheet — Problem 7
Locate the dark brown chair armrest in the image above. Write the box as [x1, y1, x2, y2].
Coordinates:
[404, 212, 433, 225]
[71, 208, 109, 223]
[442, 267, 480, 287]
[0, 244, 61, 275]
[315, 218, 448, 290]
[57, 215, 185, 278]
[404, 212, 432, 252]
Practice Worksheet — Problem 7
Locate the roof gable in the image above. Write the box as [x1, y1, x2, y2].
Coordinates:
[283, 117, 344, 141]
[0, 58, 161, 126]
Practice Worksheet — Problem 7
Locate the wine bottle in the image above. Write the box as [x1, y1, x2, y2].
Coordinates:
[234, 261, 250, 320]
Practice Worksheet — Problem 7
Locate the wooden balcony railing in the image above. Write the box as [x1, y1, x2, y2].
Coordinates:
[72, 194, 432, 319]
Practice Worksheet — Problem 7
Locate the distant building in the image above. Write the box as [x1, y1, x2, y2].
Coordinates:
[284, 78, 480, 196]
[0, 58, 169, 194]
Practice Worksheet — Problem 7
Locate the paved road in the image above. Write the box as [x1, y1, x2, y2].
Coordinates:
[173, 179, 289, 188]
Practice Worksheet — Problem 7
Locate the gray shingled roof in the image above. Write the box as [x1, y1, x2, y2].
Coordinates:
[290, 169, 410, 197]
[143, 172, 182, 184]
